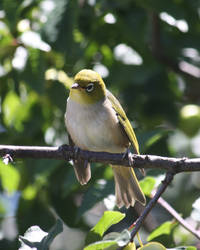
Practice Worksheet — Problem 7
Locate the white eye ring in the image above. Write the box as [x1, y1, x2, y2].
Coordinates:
[86, 83, 94, 93]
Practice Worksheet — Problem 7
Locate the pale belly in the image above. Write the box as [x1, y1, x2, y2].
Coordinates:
[65, 98, 128, 153]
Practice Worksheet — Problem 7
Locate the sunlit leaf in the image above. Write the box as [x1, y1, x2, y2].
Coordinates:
[86, 211, 125, 245]
[138, 241, 166, 250]
[0, 160, 20, 193]
[84, 240, 117, 250]
[22, 185, 37, 200]
[91, 211, 125, 237]
[104, 230, 131, 246]
[85, 229, 131, 250]
[0, 200, 6, 217]
[138, 130, 169, 152]
[123, 242, 136, 250]
[139, 176, 156, 196]
[147, 221, 178, 242]
[101, 45, 113, 66]
[2, 90, 37, 131]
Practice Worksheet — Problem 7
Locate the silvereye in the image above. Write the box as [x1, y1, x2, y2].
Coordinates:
[65, 69, 146, 208]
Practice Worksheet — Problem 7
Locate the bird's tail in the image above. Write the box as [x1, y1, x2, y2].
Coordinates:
[73, 159, 91, 185]
[112, 165, 146, 208]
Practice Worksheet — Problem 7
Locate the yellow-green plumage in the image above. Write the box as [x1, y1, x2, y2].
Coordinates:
[65, 69, 146, 208]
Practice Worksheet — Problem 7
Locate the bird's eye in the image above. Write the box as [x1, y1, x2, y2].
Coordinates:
[86, 83, 94, 93]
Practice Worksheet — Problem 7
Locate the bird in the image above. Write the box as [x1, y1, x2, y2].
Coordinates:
[65, 69, 146, 208]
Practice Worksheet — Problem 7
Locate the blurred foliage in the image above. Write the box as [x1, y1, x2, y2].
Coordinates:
[0, 0, 200, 249]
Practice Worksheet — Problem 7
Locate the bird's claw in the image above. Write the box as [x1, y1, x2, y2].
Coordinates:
[123, 149, 133, 166]
[74, 146, 80, 159]
[122, 149, 146, 175]
[74, 146, 88, 169]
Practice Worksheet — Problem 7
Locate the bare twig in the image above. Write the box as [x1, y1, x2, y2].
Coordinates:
[155, 194, 200, 240]
[1, 145, 200, 173]
[130, 172, 175, 240]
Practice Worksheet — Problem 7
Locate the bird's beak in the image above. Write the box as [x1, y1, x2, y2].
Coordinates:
[71, 82, 80, 89]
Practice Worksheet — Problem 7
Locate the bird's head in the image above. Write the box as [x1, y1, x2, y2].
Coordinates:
[69, 69, 106, 104]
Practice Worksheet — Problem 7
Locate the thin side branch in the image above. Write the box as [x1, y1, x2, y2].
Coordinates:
[1, 144, 200, 173]
[155, 195, 200, 240]
[130, 172, 174, 240]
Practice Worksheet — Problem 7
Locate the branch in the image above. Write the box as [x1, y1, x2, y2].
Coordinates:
[130, 172, 174, 240]
[128, 174, 200, 243]
[155, 194, 200, 240]
[2, 145, 200, 242]
[1, 145, 200, 173]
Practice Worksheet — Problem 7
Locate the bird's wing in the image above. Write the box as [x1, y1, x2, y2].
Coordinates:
[106, 89, 139, 154]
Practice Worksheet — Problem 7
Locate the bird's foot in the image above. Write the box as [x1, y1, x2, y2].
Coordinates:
[74, 146, 88, 169]
[122, 148, 133, 166]
[74, 146, 80, 159]
[122, 149, 145, 175]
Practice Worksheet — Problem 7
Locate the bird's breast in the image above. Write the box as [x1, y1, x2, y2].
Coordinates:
[65, 98, 128, 153]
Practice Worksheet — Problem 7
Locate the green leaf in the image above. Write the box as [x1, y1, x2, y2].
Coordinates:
[19, 219, 63, 250]
[147, 221, 177, 242]
[104, 230, 131, 247]
[139, 176, 156, 196]
[0, 161, 20, 193]
[138, 241, 166, 250]
[2, 90, 38, 131]
[22, 185, 37, 200]
[0, 200, 6, 218]
[123, 242, 136, 250]
[84, 240, 117, 250]
[86, 211, 125, 245]
[101, 45, 113, 66]
[84, 230, 131, 250]
[138, 130, 169, 152]
[2, 91, 24, 130]
[92, 211, 125, 237]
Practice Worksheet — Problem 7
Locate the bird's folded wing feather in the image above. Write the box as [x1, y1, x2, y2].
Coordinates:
[106, 89, 139, 154]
